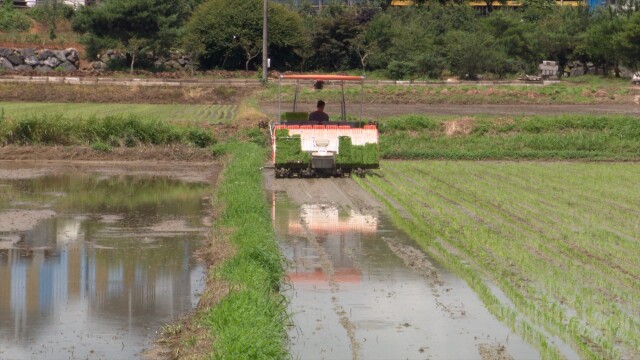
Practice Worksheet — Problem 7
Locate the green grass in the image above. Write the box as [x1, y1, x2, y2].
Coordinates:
[205, 141, 288, 359]
[0, 112, 215, 148]
[358, 162, 640, 359]
[0, 103, 238, 124]
[258, 77, 633, 105]
[377, 114, 640, 160]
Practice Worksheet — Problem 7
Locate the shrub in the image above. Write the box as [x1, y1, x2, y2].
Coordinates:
[187, 127, 215, 148]
[28, 3, 75, 22]
[91, 141, 111, 152]
[0, 1, 32, 32]
[0, 113, 220, 148]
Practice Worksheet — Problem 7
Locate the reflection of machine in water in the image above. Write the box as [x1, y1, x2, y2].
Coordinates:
[273, 197, 378, 287]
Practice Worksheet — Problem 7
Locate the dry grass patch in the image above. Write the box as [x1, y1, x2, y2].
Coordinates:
[443, 117, 476, 136]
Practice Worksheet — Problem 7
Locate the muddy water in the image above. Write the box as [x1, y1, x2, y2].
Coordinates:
[271, 193, 540, 360]
[0, 164, 213, 359]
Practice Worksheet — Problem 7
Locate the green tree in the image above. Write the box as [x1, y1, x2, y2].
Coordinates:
[73, 0, 190, 72]
[185, 0, 304, 71]
[481, 10, 535, 73]
[529, 7, 589, 74]
[308, 4, 362, 70]
[574, 8, 622, 76]
[445, 30, 511, 78]
[616, 12, 640, 69]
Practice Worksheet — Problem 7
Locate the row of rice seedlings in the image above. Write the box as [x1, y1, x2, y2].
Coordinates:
[396, 164, 640, 358]
[218, 105, 237, 123]
[360, 162, 640, 358]
[370, 172, 568, 354]
[274, 130, 310, 165]
[372, 162, 636, 358]
[356, 175, 565, 360]
[335, 136, 379, 167]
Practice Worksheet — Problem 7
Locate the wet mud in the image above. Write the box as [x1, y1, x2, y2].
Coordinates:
[0, 161, 217, 359]
[265, 171, 540, 360]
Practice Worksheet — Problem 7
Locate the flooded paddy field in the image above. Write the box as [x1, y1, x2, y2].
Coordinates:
[265, 171, 547, 360]
[0, 161, 218, 359]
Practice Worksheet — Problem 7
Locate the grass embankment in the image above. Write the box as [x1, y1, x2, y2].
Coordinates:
[205, 142, 287, 358]
[0, 83, 243, 104]
[161, 141, 288, 359]
[0, 112, 216, 149]
[357, 162, 640, 359]
[258, 76, 636, 105]
[0, 102, 238, 124]
[378, 114, 640, 161]
[155, 101, 288, 359]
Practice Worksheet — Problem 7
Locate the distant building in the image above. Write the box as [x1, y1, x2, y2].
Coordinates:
[392, 0, 587, 8]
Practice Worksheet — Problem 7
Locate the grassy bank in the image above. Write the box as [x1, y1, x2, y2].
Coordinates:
[162, 141, 288, 359]
[378, 114, 640, 160]
[0, 112, 215, 149]
[155, 102, 288, 359]
[258, 77, 635, 105]
[0, 102, 238, 124]
[203, 142, 287, 358]
[358, 162, 640, 359]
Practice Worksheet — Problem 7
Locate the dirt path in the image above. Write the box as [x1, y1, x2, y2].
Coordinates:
[262, 102, 640, 118]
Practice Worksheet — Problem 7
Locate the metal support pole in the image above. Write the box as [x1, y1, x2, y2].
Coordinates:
[262, 0, 268, 83]
[360, 80, 364, 122]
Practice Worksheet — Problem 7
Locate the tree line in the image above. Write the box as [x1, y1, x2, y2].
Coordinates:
[64, 0, 640, 78]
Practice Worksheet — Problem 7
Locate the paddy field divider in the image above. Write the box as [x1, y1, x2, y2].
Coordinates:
[202, 141, 288, 359]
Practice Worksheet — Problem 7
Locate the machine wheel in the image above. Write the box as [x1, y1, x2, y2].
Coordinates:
[354, 168, 366, 178]
[301, 168, 315, 178]
[275, 167, 291, 178]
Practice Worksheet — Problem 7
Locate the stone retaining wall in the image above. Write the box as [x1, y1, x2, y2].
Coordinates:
[0, 48, 80, 72]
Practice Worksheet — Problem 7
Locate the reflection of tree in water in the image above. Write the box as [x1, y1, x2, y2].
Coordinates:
[0, 173, 210, 344]
[10, 174, 209, 223]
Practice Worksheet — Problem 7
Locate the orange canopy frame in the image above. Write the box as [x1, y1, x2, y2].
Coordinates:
[280, 74, 364, 82]
[278, 74, 365, 122]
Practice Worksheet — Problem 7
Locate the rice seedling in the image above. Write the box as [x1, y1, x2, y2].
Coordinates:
[376, 114, 640, 161]
[358, 161, 640, 359]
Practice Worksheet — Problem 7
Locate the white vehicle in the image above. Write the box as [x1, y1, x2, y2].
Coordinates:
[632, 72, 640, 85]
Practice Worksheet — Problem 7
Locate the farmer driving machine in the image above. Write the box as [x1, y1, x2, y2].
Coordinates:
[269, 75, 379, 178]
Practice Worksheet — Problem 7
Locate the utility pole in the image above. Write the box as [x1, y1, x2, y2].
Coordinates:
[262, 0, 268, 83]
